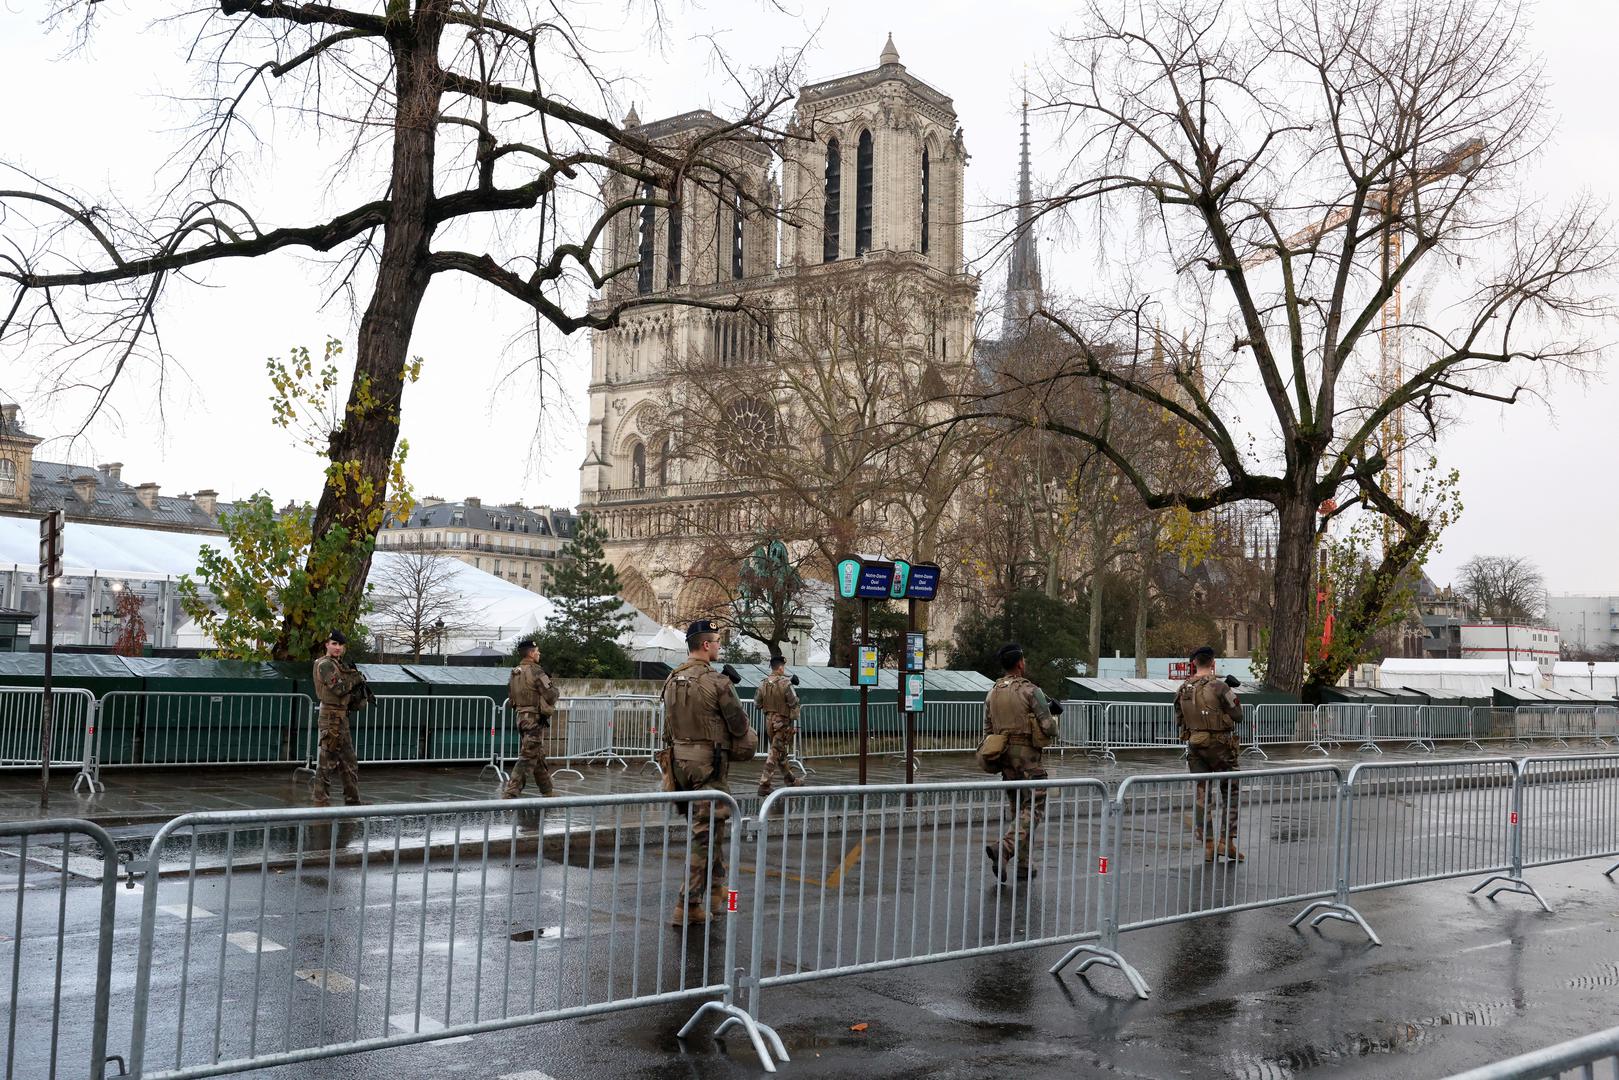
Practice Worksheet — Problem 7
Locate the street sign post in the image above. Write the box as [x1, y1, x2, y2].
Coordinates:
[37, 510, 63, 810]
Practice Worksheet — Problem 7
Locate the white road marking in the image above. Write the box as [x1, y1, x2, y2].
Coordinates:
[159, 904, 215, 920]
[226, 931, 284, 952]
[295, 969, 365, 993]
[388, 1013, 473, 1045]
[501, 1072, 560, 1080]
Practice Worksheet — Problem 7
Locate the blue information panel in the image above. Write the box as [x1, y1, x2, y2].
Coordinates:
[904, 632, 926, 673]
[855, 561, 895, 600]
[902, 673, 924, 713]
[906, 563, 941, 601]
[855, 645, 880, 687]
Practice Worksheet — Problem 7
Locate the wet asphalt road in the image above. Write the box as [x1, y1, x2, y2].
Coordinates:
[5, 780, 1619, 1079]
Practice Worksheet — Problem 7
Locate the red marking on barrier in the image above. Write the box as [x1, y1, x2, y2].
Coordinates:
[727, 890, 738, 912]
[1510, 811, 1519, 825]
[1098, 857, 1108, 875]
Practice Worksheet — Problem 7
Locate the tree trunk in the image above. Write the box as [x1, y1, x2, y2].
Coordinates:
[1086, 519, 1106, 677]
[1133, 530, 1150, 678]
[1266, 494, 1319, 695]
[274, 12, 444, 659]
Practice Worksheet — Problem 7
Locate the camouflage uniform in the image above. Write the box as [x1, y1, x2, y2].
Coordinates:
[503, 656, 560, 798]
[984, 675, 1057, 879]
[1175, 672, 1243, 861]
[755, 671, 800, 796]
[661, 658, 750, 924]
[311, 655, 364, 806]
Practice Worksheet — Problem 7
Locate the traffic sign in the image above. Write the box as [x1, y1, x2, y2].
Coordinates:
[37, 510, 63, 581]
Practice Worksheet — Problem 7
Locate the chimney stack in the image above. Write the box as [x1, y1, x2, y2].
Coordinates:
[0, 404, 18, 429]
[194, 489, 218, 515]
[71, 473, 99, 504]
[465, 496, 481, 508]
[135, 482, 160, 510]
[97, 462, 123, 483]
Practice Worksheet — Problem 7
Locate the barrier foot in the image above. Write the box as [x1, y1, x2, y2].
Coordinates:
[72, 768, 103, 794]
[1305, 744, 1329, 757]
[1049, 943, 1151, 1000]
[1241, 746, 1269, 761]
[1356, 741, 1382, 755]
[291, 763, 316, 781]
[1290, 900, 1381, 946]
[1604, 861, 1618, 880]
[554, 766, 585, 781]
[640, 757, 664, 775]
[480, 761, 509, 785]
[1470, 874, 1552, 913]
[1462, 741, 1484, 752]
[679, 1001, 788, 1073]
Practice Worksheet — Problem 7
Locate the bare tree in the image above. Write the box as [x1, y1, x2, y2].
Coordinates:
[646, 259, 986, 662]
[968, 0, 1610, 693]
[370, 544, 481, 661]
[1, 1, 804, 657]
[1457, 554, 1547, 623]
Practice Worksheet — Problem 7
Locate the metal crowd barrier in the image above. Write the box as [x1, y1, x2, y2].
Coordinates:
[1243, 704, 1318, 759]
[343, 695, 501, 780]
[0, 686, 100, 792]
[125, 791, 782, 1079]
[1087, 702, 1180, 762]
[0, 818, 120, 1080]
[722, 778, 1120, 1034]
[1424, 705, 1478, 749]
[1443, 1023, 1619, 1079]
[94, 691, 315, 779]
[1518, 754, 1619, 878]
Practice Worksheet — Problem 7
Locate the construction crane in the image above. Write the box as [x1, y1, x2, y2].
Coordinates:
[1240, 138, 1485, 509]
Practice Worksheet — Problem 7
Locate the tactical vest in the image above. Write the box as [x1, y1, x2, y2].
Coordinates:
[987, 677, 1036, 741]
[663, 661, 725, 745]
[1178, 675, 1234, 734]
[756, 674, 791, 716]
[508, 662, 549, 711]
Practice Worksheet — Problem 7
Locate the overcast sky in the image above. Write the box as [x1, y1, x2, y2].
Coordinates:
[1, 1, 1614, 594]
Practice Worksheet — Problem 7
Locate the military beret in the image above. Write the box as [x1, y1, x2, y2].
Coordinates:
[997, 643, 1024, 671]
[686, 619, 720, 645]
[326, 630, 348, 645]
[516, 639, 537, 652]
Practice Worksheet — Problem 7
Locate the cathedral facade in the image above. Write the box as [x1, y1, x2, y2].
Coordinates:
[578, 37, 980, 640]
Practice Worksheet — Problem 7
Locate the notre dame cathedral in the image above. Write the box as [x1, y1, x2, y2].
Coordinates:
[577, 37, 989, 645]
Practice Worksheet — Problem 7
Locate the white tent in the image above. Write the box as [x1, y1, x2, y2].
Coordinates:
[1377, 657, 1541, 695]
[1549, 661, 1619, 698]
[0, 515, 562, 655]
[631, 624, 688, 666]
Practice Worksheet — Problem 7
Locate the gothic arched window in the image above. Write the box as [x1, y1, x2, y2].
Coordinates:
[631, 442, 647, 489]
[920, 147, 930, 255]
[0, 458, 14, 498]
[666, 190, 682, 286]
[637, 182, 655, 295]
[656, 438, 670, 486]
[732, 189, 745, 279]
[823, 139, 841, 262]
[855, 130, 874, 256]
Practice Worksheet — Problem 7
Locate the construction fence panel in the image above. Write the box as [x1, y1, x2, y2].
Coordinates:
[1316, 704, 1371, 751]
[125, 791, 779, 1080]
[95, 691, 314, 770]
[1423, 706, 1479, 747]
[741, 779, 1110, 1010]
[1341, 758, 1517, 893]
[1514, 707, 1567, 748]
[909, 700, 986, 755]
[1052, 700, 1098, 752]
[0, 818, 119, 1080]
[1471, 707, 1517, 745]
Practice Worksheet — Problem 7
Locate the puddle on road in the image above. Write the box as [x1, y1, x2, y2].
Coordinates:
[1222, 999, 1515, 1079]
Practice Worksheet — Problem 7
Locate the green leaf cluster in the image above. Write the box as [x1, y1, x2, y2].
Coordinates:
[178, 493, 372, 661]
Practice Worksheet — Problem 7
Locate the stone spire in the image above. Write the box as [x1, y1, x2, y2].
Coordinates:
[879, 33, 900, 67]
[1001, 90, 1044, 335]
[623, 103, 640, 128]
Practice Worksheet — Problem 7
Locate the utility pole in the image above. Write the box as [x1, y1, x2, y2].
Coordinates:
[38, 510, 64, 810]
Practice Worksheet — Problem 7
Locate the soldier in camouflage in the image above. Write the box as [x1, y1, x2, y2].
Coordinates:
[755, 654, 800, 797]
[660, 620, 751, 926]
[502, 639, 561, 798]
[983, 643, 1058, 882]
[1175, 645, 1244, 863]
[311, 631, 365, 807]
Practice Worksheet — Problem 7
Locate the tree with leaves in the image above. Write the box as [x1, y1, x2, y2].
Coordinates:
[2, 1, 804, 656]
[972, 0, 1609, 693]
[950, 589, 1087, 699]
[534, 513, 632, 677]
[112, 589, 148, 658]
[179, 493, 370, 660]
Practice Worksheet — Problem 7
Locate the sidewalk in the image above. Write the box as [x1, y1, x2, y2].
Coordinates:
[0, 740, 1577, 829]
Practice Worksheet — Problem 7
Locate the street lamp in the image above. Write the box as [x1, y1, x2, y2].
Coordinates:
[433, 618, 446, 661]
[1589, 660, 1597, 691]
[93, 607, 114, 644]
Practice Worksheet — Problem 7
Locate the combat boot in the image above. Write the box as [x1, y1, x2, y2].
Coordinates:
[1218, 836, 1245, 863]
[984, 844, 1006, 882]
[670, 904, 709, 927]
